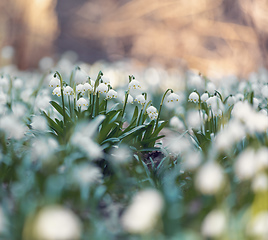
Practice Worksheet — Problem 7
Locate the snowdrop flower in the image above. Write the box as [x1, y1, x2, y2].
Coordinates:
[183, 151, 202, 171]
[96, 83, 108, 94]
[76, 84, 83, 93]
[75, 68, 88, 84]
[226, 95, 236, 107]
[28, 205, 82, 240]
[82, 82, 93, 93]
[52, 87, 61, 97]
[102, 76, 110, 85]
[167, 93, 179, 103]
[12, 102, 27, 118]
[146, 106, 158, 120]
[31, 115, 48, 131]
[0, 115, 26, 139]
[206, 82, 216, 94]
[252, 174, 268, 192]
[0, 76, 9, 90]
[122, 94, 134, 104]
[261, 85, 268, 98]
[248, 211, 268, 240]
[134, 94, 146, 105]
[235, 93, 244, 102]
[0, 91, 7, 105]
[110, 145, 132, 164]
[195, 162, 224, 195]
[13, 78, 23, 89]
[76, 97, 89, 109]
[34, 94, 51, 113]
[121, 189, 164, 234]
[255, 147, 268, 171]
[207, 95, 224, 113]
[166, 136, 192, 155]
[72, 164, 103, 186]
[235, 149, 256, 180]
[106, 89, 118, 99]
[49, 76, 60, 88]
[253, 97, 260, 109]
[63, 86, 74, 96]
[201, 92, 209, 102]
[211, 109, 223, 118]
[188, 74, 204, 92]
[188, 92, 199, 103]
[201, 210, 226, 238]
[128, 80, 141, 90]
[169, 116, 185, 131]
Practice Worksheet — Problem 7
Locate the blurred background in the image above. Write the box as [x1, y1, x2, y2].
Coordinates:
[0, 0, 268, 78]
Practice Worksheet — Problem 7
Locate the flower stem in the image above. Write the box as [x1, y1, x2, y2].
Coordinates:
[55, 71, 66, 126]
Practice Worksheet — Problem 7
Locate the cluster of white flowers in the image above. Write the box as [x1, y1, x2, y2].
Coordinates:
[146, 105, 158, 120]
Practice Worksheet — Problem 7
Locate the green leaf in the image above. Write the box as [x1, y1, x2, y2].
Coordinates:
[42, 111, 63, 135]
[119, 125, 146, 140]
[50, 101, 72, 123]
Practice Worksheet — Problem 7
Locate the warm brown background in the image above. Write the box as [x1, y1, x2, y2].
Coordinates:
[1, 0, 268, 77]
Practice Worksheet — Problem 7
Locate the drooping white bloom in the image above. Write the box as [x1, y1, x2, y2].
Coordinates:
[106, 89, 118, 99]
[167, 93, 179, 103]
[188, 92, 199, 103]
[201, 92, 209, 102]
[82, 83, 93, 93]
[248, 211, 268, 239]
[195, 162, 224, 195]
[63, 86, 74, 96]
[122, 94, 134, 104]
[75, 68, 88, 84]
[226, 95, 236, 107]
[76, 84, 83, 93]
[52, 87, 61, 97]
[146, 106, 158, 120]
[121, 189, 164, 233]
[252, 174, 268, 192]
[76, 97, 89, 108]
[30, 205, 82, 240]
[31, 115, 48, 131]
[235, 149, 256, 180]
[134, 94, 146, 105]
[201, 210, 226, 238]
[0, 76, 9, 90]
[13, 78, 23, 89]
[169, 116, 185, 131]
[207, 95, 224, 112]
[102, 76, 110, 85]
[128, 80, 141, 90]
[96, 83, 108, 94]
[49, 76, 60, 88]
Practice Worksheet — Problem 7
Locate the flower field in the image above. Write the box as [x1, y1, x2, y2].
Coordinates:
[0, 59, 267, 240]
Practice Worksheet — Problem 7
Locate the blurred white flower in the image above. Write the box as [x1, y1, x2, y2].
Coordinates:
[34, 94, 51, 113]
[226, 95, 236, 107]
[12, 102, 27, 118]
[0, 115, 26, 139]
[63, 86, 74, 96]
[201, 209, 226, 238]
[188, 74, 204, 92]
[134, 94, 146, 105]
[49, 76, 60, 88]
[188, 92, 199, 103]
[96, 83, 108, 94]
[235, 149, 256, 180]
[30, 205, 82, 240]
[248, 211, 268, 240]
[0, 76, 9, 91]
[187, 110, 203, 129]
[82, 83, 93, 94]
[31, 115, 48, 131]
[102, 76, 110, 85]
[146, 105, 158, 120]
[110, 145, 132, 164]
[52, 87, 61, 97]
[206, 82, 216, 94]
[252, 174, 268, 192]
[261, 85, 268, 98]
[207, 96, 224, 112]
[121, 189, 164, 234]
[183, 151, 202, 171]
[255, 147, 268, 171]
[195, 162, 224, 195]
[76, 84, 83, 93]
[39, 56, 54, 71]
[253, 97, 260, 109]
[200, 92, 209, 103]
[106, 89, 118, 99]
[76, 97, 88, 111]
[235, 93, 244, 102]
[13, 78, 23, 89]
[166, 136, 191, 155]
[72, 164, 103, 186]
[75, 68, 88, 84]
[122, 94, 134, 104]
[0, 90, 7, 105]
[169, 116, 185, 131]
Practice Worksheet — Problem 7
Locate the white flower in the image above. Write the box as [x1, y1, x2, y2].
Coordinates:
[122, 94, 134, 104]
[253, 97, 260, 109]
[96, 83, 108, 94]
[0, 115, 26, 139]
[169, 116, 185, 131]
[0, 76, 9, 90]
[166, 136, 192, 155]
[206, 82, 216, 94]
[63, 86, 74, 96]
[200, 92, 209, 102]
[146, 106, 158, 120]
[201, 210, 226, 238]
[102, 76, 110, 85]
[255, 147, 268, 171]
[252, 174, 268, 192]
[188, 92, 199, 103]
[110, 145, 132, 164]
[134, 94, 146, 105]
[226, 95, 236, 107]
[72, 164, 103, 186]
[187, 110, 203, 129]
[195, 162, 224, 195]
[128, 80, 141, 90]
[166, 93, 179, 103]
[261, 85, 268, 98]
[235, 149, 256, 180]
[30, 205, 82, 240]
[183, 151, 202, 171]
[235, 93, 244, 102]
[121, 189, 164, 234]
[106, 89, 118, 99]
[12, 102, 27, 118]
[52, 87, 61, 97]
[188, 74, 204, 92]
[31, 115, 48, 131]
[82, 83, 93, 93]
[248, 211, 268, 239]
[207, 95, 223, 112]
[49, 76, 60, 88]
[76, 84, 83, 93]
[76, 97, 89, 108]
[75, 68, 88, 84]
[13, 78, 23, 89]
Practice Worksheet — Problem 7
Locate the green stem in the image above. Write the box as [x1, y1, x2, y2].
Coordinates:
[55, 71, 66, 126]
